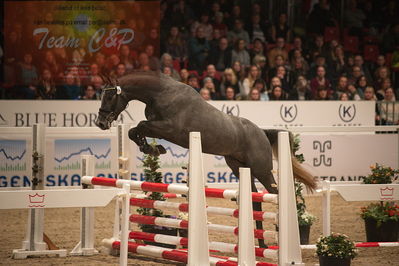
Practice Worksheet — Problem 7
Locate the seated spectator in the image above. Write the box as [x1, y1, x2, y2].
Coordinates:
[145, 44, 160, 71]
[232, 60, 246, 81]
[310, 66, 332, 99]
[248, 87, 261, 101]
[271, 13, 291, 43]
[309, 35, 328, 62]
[370, 55, 387, 77]
[376, 78, 392, 100]
[107, 54, 121, 74]
[199, 87, 212, 101]
[308, 55, 329, 80]
[202, 76, 219, 99]
[110, 63, 127, 79]
[268, 37, 289, 68]
[374, 66, 391, 92]
[347, 84, 362, 100]
[288, 75, 312, 100]
[94, 52, 107, 74]
[119, 45, 135, 73]
[353, 55, 372, 83]
[270, 76, 283, 91]
[224, 86, 237, 100]
[179, 69, 190, 84]
[220, 68, 240, 96]
[268, 85, 286, 100]
[363, 86, 377, 101]
[250, 38, 266, 60]
[209, 37, 232, 72]
[202, 64, 221, 91]
[252, 78, 269, 101]
[355, 75, 368, 95]
[348, 65, 363, 85]
[212, 12, 228, 37]
[334, 75, 349, 99]
[187, 74, 201, 92]
[289, 37, 310, 63]
[82, 85, 97, 100]
[247, 14, 268, 42]
[36, 69, 57, 100]
[240, 65, 260, 98]
[227, 19, 250, 45]
[231, 39, 251, 68]
[252, 54, 268, 81]
[276, 65, 293, 93]
[191, 12, 213, 41]
[90, 75, 104, 99]
[339, 92, 350, 101]
[59, 72, 81, 100]
[188, 26, 210, 74]
[291, 57, 309, 82]
[314, 85, 332, 100]
[160, 53, 181, 81]
[328, 45, 346, 81]
[162, 66, 174, 79]
[18, 52, 38, 99]
[41, 50, 62, 79]
[268, 55, 287, 81]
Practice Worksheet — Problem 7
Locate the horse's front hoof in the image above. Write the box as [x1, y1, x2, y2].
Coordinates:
[156, 145, 167, 154]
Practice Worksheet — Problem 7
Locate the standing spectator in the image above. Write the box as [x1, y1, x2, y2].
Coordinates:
[231, 39, 251, 68]
[267, 37, 289, 68]
[160, 53, 181, 81]
[209, 37, 232, 71]
[220, 68, 240, 96]
[165, 26, 187, 63]
[240, 65, 259, 98]
[379, 87, 399, 125]
[344, 0, 366, 37]
[269, 86, 286, 100]
[227, 19, 250, 45]
[36, 69, 57, 99]
[310, 66, 332, 99]
[271, 13, 292, 43]
[307, 0, 336, 35]
[288, 75, 312, 100]
[188, 26, 210, 74]
[191, 12, 213, 41]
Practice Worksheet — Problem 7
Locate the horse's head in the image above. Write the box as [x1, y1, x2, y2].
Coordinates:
[95, 81, 129, 130]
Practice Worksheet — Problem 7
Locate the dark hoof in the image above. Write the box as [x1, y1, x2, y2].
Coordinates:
[156, 145, 167, 154]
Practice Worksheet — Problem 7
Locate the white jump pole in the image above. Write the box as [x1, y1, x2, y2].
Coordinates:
[278, 132, 304, 266]
[117, 124, 131, 180]
[22, 124, 46, 253]
[238, 167, 256, 266]
[188, 132, 210, 266]
[71, 155, 98, 256]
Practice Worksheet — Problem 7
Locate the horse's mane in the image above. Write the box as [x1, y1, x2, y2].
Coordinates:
[100, 70, 162, 87]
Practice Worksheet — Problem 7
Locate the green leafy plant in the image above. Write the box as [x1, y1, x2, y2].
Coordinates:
[362, 163, 399, 184]
[137, 140, 167, 230]
[293, 134, 316, 226]
[360, 163, 399, 226]
[361, 202, 399, 226]
[316, 233, 357, 259]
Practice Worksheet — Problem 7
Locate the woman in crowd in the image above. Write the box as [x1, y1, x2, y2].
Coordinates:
[269, 85, 286, 100]
[165, 26, 188, 63]
[252, 78, 269, 101]
[240, 65, 260, 98]
[248, 87, 261, 100]
[36, 69, 57, 99]
[220, 68, 240, 96]
[231, 39, 251, 68]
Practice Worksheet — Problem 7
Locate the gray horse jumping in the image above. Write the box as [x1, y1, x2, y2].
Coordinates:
[95, 71, 316, 247]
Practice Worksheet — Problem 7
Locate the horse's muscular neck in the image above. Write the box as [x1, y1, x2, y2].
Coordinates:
[120, 73, 161, 104]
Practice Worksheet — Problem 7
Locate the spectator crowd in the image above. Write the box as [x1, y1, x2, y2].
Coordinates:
[1, 0, 399, 114]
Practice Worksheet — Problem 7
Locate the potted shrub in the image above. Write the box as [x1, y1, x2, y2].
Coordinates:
[296, 182, 316, 244]
[360, 163, 399, 242]
[137, 140, 177, 248]
[293, 134, 316, 244]
[316, 233, 357, 266]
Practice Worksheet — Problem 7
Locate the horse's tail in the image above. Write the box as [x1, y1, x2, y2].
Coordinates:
[264, 129, 317, 191]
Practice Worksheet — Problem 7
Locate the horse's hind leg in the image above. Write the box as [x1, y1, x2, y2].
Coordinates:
[225, 156, 267, 248]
